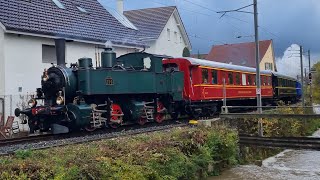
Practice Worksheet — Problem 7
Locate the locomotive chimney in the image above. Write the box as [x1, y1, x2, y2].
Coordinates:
[117, 0, 124, 14]
[55, 38, 66, 66]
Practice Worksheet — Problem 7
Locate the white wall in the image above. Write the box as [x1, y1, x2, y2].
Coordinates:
[3, 34, 137, 95]
[145, 12, 189, 57]
[0, 27, 4, 95]
[1, 33, 137, 125]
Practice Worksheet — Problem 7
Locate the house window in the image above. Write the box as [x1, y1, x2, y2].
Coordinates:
[211, 70, 218, 84]
[42, 45, 57, 64]
[265, 63, 273, 71]
[202, 69, 208, 84]
[76, 6, 88, 13]
[174, 31, 178, 43]
[167, 28, 171, 41]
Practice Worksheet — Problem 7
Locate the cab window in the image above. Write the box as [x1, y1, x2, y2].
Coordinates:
[202, 69, 208, 84]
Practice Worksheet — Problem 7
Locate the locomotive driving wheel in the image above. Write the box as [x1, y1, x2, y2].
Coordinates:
[85, 124, 97, 132]
[155, 102, 165, 123]
[109, 104, 123, 129]
[138, 117, 147, 126]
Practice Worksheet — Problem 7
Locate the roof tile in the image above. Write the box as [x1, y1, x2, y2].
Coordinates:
[0, 0, 145, 47]
[205, 40, 273, 68]
[124, 6, 176, 40]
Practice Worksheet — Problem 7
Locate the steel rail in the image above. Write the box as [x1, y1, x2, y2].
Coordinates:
[239, 136, 320, 150]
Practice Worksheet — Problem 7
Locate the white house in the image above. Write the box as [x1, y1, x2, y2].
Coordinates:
[0, 0, 191, 128]
[124, 6, 192, 57]
[0, 0, 147, 125]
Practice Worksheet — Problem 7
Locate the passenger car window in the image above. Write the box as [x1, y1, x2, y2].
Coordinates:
[212, 70, 218, 84]
[228, 72, 234, 85]
[235, 73, 241, 85]
[202, 69, 208, 84]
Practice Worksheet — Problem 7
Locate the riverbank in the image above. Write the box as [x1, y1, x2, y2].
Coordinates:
[0, 126, 238, 179]
[210, 129, 320, 180]
[210, 105, 320, 180]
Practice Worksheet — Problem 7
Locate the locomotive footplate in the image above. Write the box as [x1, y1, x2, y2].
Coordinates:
[15, 106, 65, 118]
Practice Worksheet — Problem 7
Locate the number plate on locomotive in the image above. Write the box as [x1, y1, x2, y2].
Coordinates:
[106, 77, 114, 85]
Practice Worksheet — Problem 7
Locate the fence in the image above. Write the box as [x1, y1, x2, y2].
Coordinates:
[0, 94, 35, 132]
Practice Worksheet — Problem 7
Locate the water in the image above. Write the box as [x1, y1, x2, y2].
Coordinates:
[210, 105, 320, 180]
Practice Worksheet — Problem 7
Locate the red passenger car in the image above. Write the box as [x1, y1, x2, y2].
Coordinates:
[163, 57, 273, 117]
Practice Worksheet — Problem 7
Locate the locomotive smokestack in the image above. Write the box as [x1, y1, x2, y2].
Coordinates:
[55, 38, 66, 66]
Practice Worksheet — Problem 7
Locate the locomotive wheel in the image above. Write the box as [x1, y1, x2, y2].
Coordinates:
[85, 125, 96, 132]
[170, 112, 179, 120]
[138, 117, 147, 126]
[155, 102, 165, 123]
[109, 104, 123, 129]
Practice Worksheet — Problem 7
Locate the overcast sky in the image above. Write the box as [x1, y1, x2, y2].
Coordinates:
[101, 0, 320, 62]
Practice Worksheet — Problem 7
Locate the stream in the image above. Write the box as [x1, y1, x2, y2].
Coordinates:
[210, 105, 320, 180]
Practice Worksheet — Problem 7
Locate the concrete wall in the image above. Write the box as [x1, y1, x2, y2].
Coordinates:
[260, 43, 276, 71]
[145, 12, 188, 57]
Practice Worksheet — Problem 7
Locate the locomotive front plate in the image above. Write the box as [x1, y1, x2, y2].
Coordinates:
[106, 77, 114, 85]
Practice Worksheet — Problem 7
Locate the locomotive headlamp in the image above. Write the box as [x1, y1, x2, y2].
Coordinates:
[56, 96, 64, 105]
[42, 75, 49, 82]
[42, 69, 49, 82]
[28, 99, 37, 108]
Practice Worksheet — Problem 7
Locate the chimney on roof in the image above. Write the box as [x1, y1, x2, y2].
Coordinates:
[117, 0, 124, 14]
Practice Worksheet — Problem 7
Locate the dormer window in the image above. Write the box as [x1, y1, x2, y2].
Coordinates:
[52, 0, 65, 9]
[77, 6, 88, 13]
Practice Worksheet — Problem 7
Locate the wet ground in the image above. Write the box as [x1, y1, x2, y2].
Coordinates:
[210, 106, 320, 180]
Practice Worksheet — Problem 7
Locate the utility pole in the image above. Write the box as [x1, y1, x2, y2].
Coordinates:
[254, 0, 263, 136]
[308, 50, 313, 105]
[300, 46, 305, 107]
[217, 0, 263, 136]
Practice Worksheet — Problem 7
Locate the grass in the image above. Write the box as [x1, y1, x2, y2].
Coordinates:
[0, 126, 239, 180]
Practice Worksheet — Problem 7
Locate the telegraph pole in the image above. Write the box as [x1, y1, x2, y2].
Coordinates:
[300, 46, 305, 107]
[308, 50, 312, 105]
[254, 0, 263, 136]
[217, 0, 263, 136]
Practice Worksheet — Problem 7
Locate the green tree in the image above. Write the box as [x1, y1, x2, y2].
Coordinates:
[311, 61, 320, 103]
[182, 47, 190, 57]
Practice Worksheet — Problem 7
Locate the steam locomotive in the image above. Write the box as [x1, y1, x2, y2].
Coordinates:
[15, 39, 184, 133]
[15, 39, 301, 133]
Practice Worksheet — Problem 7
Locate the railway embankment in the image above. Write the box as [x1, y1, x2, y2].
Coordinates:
[0, 126, 239, 179]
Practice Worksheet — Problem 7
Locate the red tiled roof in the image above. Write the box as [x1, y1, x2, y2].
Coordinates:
[191, 54, 208, 59]
[205, 40, 273, 68]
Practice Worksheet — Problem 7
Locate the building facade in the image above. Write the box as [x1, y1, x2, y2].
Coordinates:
[205, 40, 277, 71]
[124, 6, 192, 57]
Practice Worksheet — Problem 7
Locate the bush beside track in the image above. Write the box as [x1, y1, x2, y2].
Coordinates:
[0, 127, 238, 179]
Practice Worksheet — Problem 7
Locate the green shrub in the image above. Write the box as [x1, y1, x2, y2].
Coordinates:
[0, 127, 239, 180]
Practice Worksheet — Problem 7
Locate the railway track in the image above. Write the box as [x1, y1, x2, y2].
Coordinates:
[239, 135, 320, 150]
[0, 120, 189, 155]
